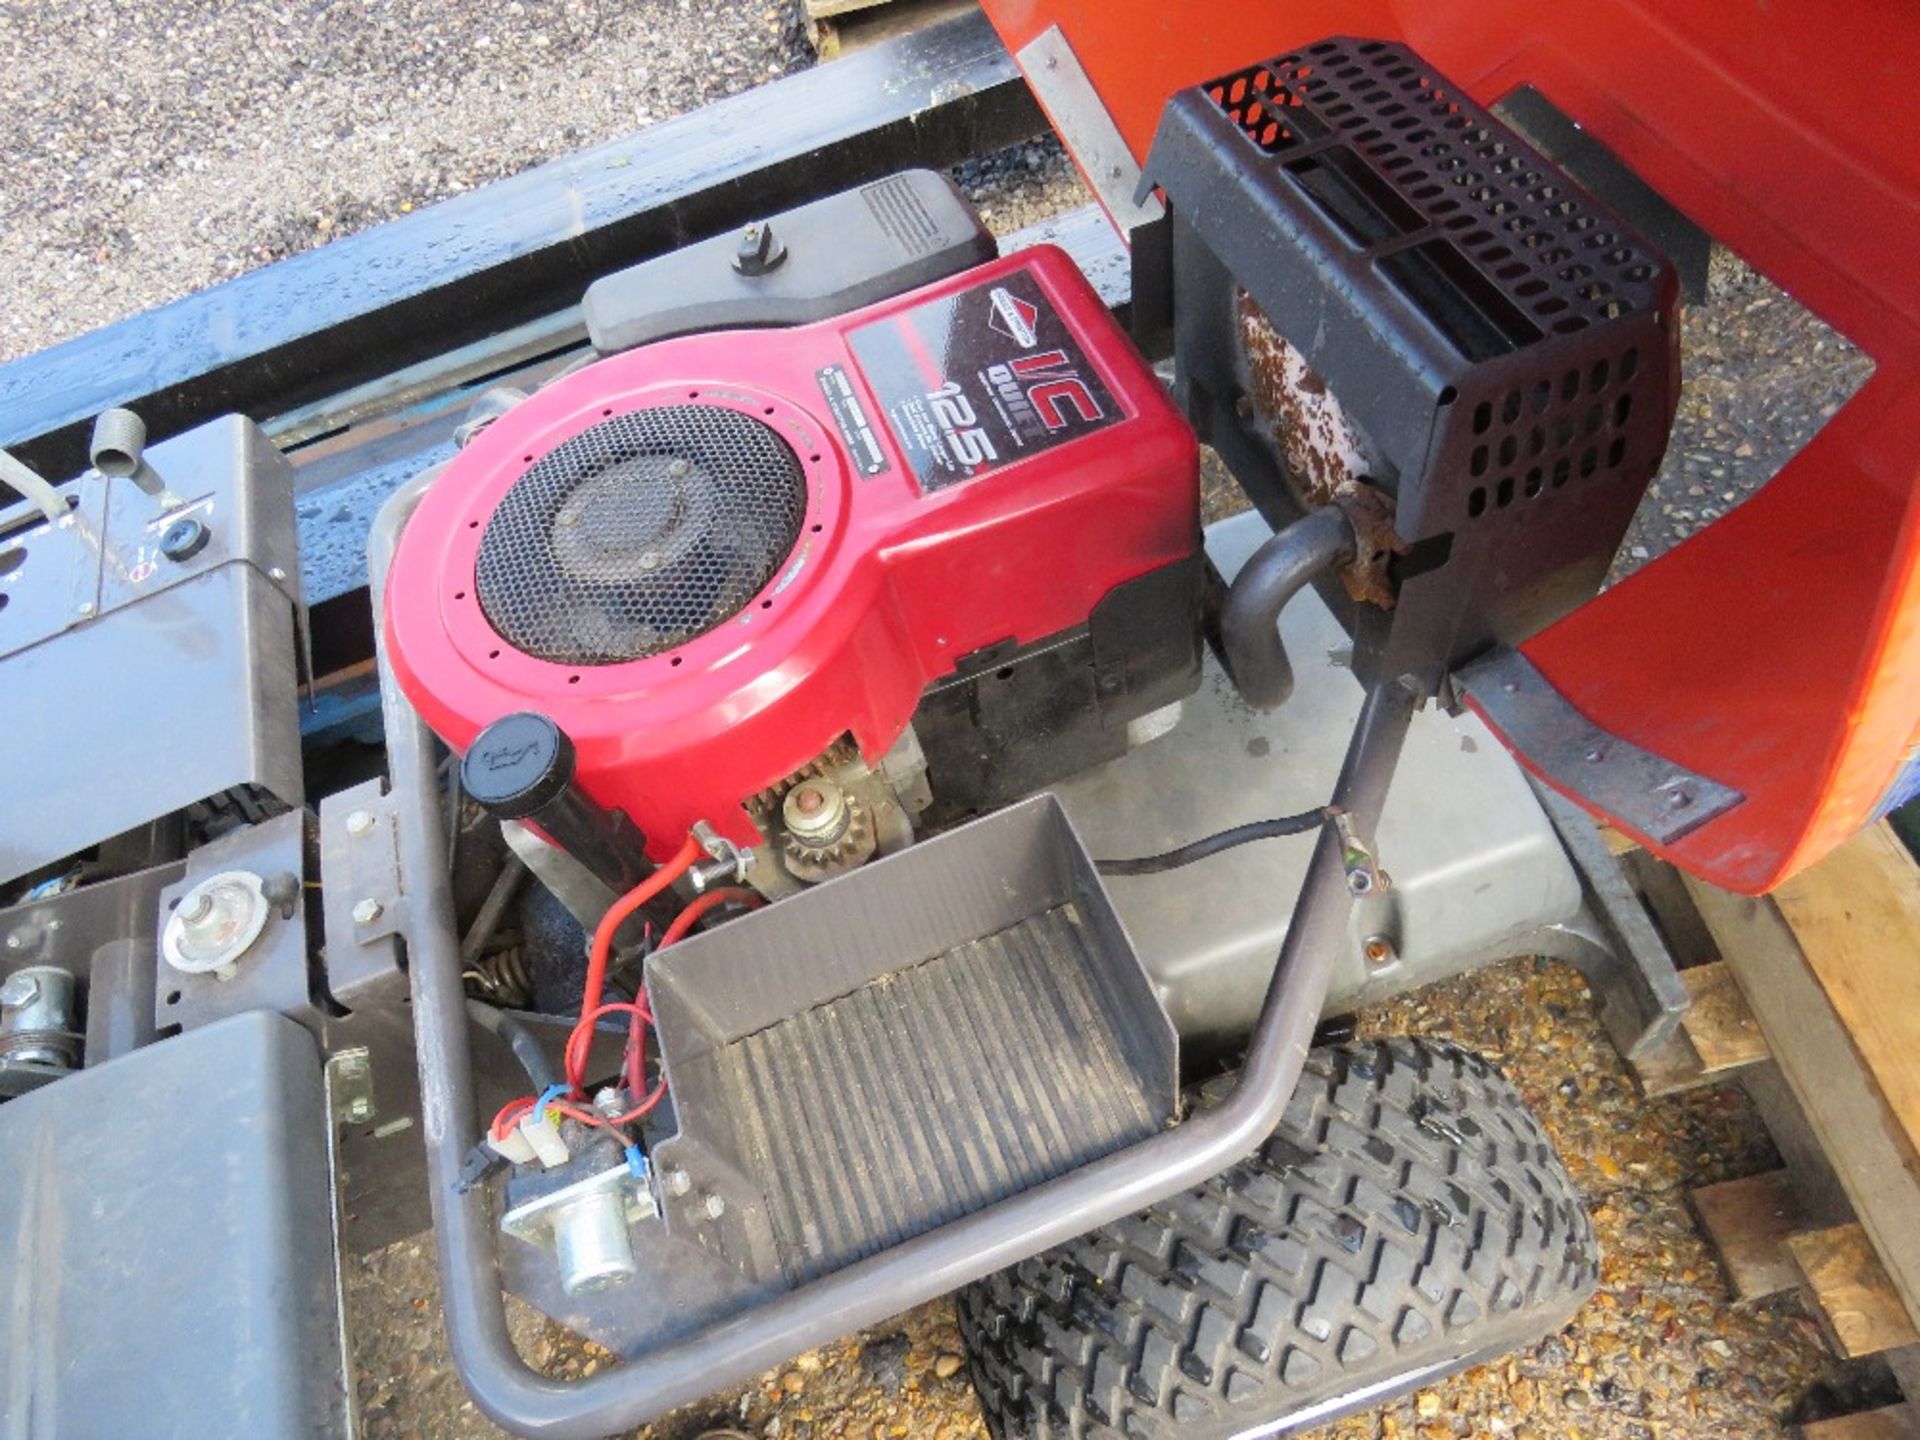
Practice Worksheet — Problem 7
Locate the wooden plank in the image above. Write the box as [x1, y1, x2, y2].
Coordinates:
[1679, 961, 1771, 1073]
[1630, 962, 1768, 1097]
[1801, 1405, 1920, 1440]
[1772, 824, 1920, 1167]
[1788, 1224, 1920, 1358]
[1600, 823, 1641, 856]
[806, 0, 901, 19]
[1631, 1025, 1715, 1098]
[1685, 872, 1920, 1331]
[812, 0, 978, 57]
[1691, 1169, 1810, 1301]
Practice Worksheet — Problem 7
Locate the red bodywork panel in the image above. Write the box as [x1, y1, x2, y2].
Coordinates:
[985, 0, 1920, 893]
[385, 247, 1198, 857]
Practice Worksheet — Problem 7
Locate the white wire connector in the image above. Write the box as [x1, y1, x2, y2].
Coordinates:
[486, 1125, 539, 1166]
[516, 1107, 571, 1169]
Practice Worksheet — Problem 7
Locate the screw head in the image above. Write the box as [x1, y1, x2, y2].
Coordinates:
[665, 1168, 693, 1197]
[75, 601, 96, 618]
[351, 898, 383, 926]
[267, 566, 287, 582]
[345, 809, 375, 838]
[1362, 934, 1398, 967]
[344, 1098, 373, 1123]
[703, 1193, 727, 1220]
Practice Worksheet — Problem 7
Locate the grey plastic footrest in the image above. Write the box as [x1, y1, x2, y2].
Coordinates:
[649, 795, 1177, 1285]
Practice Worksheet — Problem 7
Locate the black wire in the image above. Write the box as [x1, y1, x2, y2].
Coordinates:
[466, 999, 561, 1093]
[1094, 807, 1331, 877]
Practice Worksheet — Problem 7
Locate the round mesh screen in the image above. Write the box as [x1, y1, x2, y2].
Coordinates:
[474, 405, 808, 665]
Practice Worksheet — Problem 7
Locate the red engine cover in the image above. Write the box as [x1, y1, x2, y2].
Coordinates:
[385, 246, 1198, 858]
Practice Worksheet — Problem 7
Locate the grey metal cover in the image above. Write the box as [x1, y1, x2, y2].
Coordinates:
[0, 1011, 348, 1438]
[0, 414, 303, 887]
[647, 794, 1177, 1286]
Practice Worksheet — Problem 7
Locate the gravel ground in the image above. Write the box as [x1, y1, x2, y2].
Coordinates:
[0, 0, 809, 364]
[0, 5, 1878, 1437]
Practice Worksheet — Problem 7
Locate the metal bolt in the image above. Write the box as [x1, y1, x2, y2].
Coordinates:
[268, 566, 287, 582]
[793, 785, 826, 816]
[344, 1098, 374, 1123]
[1664, 788, 1693, 810]
[351, 898, 383, 926]
[75, 601, 95, 618]
[703, 1193, 727, 1220]
[1362, 934, 1398, 968]
[4, 924, 43, 953]
[345, 809, 376, 838]
[665, 1168, 693, 1198]
[1584, 747, 1605, 763]
[1345, 868, 1376, 897]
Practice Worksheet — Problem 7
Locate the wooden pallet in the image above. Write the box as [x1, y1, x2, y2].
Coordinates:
[1611, 820, 1920, 1431]
[1682, 825, 1920, 1332]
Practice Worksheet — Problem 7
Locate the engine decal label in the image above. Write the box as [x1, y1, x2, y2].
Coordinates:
[847, 268, 1120, 493]
[815, 364, 890, 477]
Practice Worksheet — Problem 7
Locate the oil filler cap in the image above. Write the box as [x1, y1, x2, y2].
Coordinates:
[461, 712, 575, 820]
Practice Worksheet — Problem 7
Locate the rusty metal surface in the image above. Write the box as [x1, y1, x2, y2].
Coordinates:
[1236, 293, 1404, 608]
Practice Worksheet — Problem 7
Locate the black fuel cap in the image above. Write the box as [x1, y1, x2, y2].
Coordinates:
[461, 712, 575, 820]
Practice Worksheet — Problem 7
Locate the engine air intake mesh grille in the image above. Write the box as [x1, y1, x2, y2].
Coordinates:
[475, 405, 806, 665]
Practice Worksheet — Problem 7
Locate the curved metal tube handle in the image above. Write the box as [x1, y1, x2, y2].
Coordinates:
[1221, 506, 1358, 710]
[373, 470, 1419, 1438]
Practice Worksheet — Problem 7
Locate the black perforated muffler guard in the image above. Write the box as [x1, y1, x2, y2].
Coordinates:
[475, 405, 807, 665]
[1144, 37, 1679, 687]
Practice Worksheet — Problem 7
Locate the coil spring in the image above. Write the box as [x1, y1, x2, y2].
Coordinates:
[462, 943, 534, 1010]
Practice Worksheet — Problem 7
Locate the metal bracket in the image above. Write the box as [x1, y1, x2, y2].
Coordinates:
[501, 1163, 659, 1250]
[326, 1046, 376, 1127]
[1456, 645, 1744, 845]
[318, 779, 407, 1004]
[1016, 25, 1163, 236]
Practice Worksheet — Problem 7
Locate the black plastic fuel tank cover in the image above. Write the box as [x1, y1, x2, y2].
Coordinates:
[583, 169, 998, 354]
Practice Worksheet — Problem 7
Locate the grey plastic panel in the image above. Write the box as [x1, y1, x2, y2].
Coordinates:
[0, 1012, 348, 1438]
[583, 170, 996, 354]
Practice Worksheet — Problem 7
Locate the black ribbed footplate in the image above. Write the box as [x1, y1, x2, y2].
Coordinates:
[721, 904, 1163, 1283]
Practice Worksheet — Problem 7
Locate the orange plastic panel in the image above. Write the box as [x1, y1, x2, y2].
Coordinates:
[984, 0, 1920, 893]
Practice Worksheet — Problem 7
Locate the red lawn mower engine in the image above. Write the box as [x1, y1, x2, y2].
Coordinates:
[385, 174, 1201, 896]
